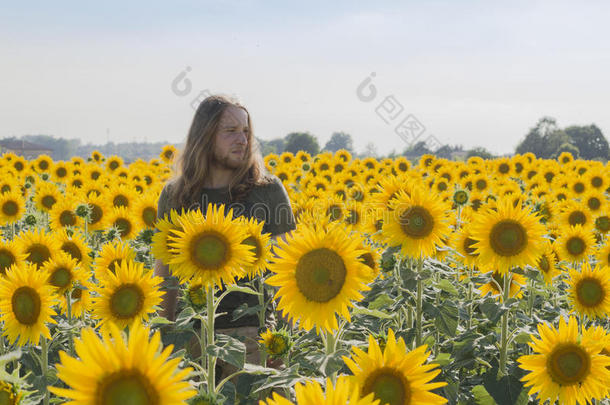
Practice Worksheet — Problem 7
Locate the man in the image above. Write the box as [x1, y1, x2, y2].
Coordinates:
[153, 94, 296, 384]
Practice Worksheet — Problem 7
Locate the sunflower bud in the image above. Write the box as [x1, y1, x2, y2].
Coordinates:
[24, 214, 37, 226]
[75, 204, 91, 219]
[258, 328, 292, 358]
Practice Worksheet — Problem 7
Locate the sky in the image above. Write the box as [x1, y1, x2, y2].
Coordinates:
[1, 0, 609, 156]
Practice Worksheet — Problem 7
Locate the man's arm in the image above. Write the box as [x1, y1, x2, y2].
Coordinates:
[154, 259, 178, 321]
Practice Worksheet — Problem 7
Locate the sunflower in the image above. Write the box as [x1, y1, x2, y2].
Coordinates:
[536, 241, 560, 285]
[49, 321, 196, 404]
[558, 201, 593, 230]
[167, 203, 255, 288]
[15, 228, 60, 269]
[106, 183, 136, 209]
[239, 216, 272, 279]
[343, 328, 447, 405]
[92, 260, 163, 330]
[85, 191, 111, 231]
[0, 240, 26, 276]
[477, 271, 526, 301]
[160, 144, 178, 163]
[556, 225, 596, 263]
[41, 251, 86, 297]
[382, 187, 451, 260]
[49, 196, 81, 231]
[56, 229, 91, 270]
[259, 328, 292, 359]
[58, 279, 93, 318]
[470, 197, 546, 275]
[33, 181, 62, 212]
[0, 190, 25, 225]
[567, 262, 610, 319]
[357, 240, 382, 281]
[106, 156, 124, 172]
[90, 149, 104, 162]
[33, 154, 52, 173]
[108, 206, 138, 240]
[594, 214, 610, 235]
[451, 228, 479, 269]
[261, 377, 380, 405]
[267, 223, 371, 333]
[132, 191, 158, 230]
[0, 263, 57, 346]
[596, 242, 610, 268]
[518, 316, 610, 405]
[94, 240, 137, 282]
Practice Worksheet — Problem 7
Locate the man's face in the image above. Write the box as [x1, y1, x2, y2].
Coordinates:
[212, 106, 249, 170]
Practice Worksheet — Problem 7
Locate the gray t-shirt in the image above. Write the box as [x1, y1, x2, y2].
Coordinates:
[155, 175, 296, 328]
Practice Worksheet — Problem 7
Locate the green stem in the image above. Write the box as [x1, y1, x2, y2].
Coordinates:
[257, 277, 267, 367]
[41, 338, 49, 405]
[206, 285, 216, 394]
[499, 272, 512, 377]
[415, 258, 423, 347]
[527, 278, 534, 319]
[324, 329, 338, 384]
[467, 266, 474, 330]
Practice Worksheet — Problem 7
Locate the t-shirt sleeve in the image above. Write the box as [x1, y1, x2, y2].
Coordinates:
[263, 177, 297, 236]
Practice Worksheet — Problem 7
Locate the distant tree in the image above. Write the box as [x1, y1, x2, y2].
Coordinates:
[403, 141, 430, 157]
[553, 142, 580, 159]
[466, 147, 495, 160]
[564, 124, 609, 160]
[362, 142, 378, 158]
[284, 132, 320, 155]
[22, 134, 80, 161]
[323, 132, 353, 153]
[435, 145, 454, 159]
[516, 117, 573, 159]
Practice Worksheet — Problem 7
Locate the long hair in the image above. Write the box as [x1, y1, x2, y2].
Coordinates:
[169, 94, 272, 210]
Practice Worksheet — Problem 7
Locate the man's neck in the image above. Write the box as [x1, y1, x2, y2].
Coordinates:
[203, 165, 236, 189]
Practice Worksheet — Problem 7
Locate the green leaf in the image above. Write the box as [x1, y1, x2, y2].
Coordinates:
[434, 300, 458, 337]
[434, 352, 452, 366]
[436, 279, 458, 296]
[351, 304, 393, 319]
[149, 316, 173, 325]
[368, 293, 394, 311]
[513, 332, 532, 345]
[483, 368, 525, 405]
[472, 385, 496, 405]
[207, 334, 246, 369]
[480, 298, 507, 324]
[223, 285, 261, 296]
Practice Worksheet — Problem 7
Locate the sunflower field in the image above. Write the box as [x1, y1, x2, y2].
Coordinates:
[0, 147, 609, 404]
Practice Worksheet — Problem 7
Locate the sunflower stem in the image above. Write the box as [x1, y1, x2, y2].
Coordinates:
[415, 258, 423, 347]
[41, 337, 49, 405]
[205, 285, 216, 394]
[65, 290, 75, 356]
[499, 272, 512, 377]
[527, 277, 534, 319]
[324, 329, 337, 384]
[257, 277, 267, 367]
[467, 266, 474, 330]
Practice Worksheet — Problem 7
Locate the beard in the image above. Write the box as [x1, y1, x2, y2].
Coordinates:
[212, 149, 247, 170]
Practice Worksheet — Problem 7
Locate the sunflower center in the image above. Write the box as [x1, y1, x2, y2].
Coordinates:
[538, 255, 550, 273]
[327, 205, 343, 221]
[454, 190, 468, 205]
[588, 197, 601, 211]
[41, 195, 56, 209]
[359, 253, 375, 269]
[568, 211, 587, 226]
[547, 343, 590, 386]
[596, 216, 610, 233]
[71, 287, 83, 300]
[11, 286, 41, 325]
[142, 207, 156, 227]
[399, 206, 434, 239]
[576, 277, 605, 307]
[61, 242, 83, 262]
[109, 161, 119, 170]
[464, 237, 478, 256]
[242, 236, 261, 260]
[0, 249, 15, 274]
[2, 201, 18, 217]
[268, 335, 287, 356]
[90, 204, 103, 225]
[592, 176, 603, 188]
[60, 210, 77, 227]
[97, 370, 159, 405]
[489, 220, 527, 256]
[475, 179, 487, 190]
[567, 237, 586, 256]
[56, 167, 67, 177]
[113, 195, 129, 208]
[295, 248, 346, 303]
[50, 267, 72, 289]
[362, 367, 410, 405]
[27, 244, 51, 268]
[114, 218, 132, 238]
[109, 284, 144, 319]
[190, 232, 229, 269]
[499, 163, 510, 173]
[573, 183, 585, 194]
